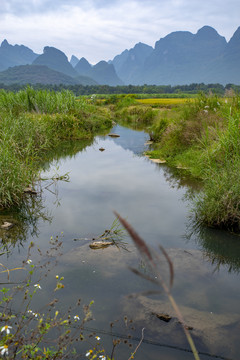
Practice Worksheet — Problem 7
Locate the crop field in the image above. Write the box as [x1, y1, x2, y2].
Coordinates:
[136, 98, 194, 106]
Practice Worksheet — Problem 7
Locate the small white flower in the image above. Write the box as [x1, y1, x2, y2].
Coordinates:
[74, 315, 80, 321]
[34, 284, 41, 289]
[0, 345, 8, 356]
[99, 356, 106, 360]
[27, 310, 37, 317]
[26, 259, 32, 264]
[96, 336, 100, 341]
[86, 351, 92, 357]
[1, 325, 12, 334]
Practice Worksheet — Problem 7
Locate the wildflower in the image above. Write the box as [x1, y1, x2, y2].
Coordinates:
[26, 259, 32, 264]
[34, 284, 41, 289]
[96, 336, 100, 340]
[99, 356, 106, 360]
[74, 315, 80, 321]
[0, 345, 8, 356]
[1, 325, 12, 334]
[27, 310, 37, 317]
[86, 349, 93, 357]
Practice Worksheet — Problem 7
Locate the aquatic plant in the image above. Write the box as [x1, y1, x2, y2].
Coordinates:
[74, 218, 129, 251]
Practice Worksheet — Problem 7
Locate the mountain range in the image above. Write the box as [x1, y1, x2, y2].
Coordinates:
[0, 25, 240, 86]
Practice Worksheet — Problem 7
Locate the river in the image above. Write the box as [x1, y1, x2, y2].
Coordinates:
[1, 125, 240, 360]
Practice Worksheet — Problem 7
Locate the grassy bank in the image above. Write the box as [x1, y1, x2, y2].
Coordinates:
[146, 94, 240, 232]
[110, 93, 240, 232]
[0, 87, 112, 208]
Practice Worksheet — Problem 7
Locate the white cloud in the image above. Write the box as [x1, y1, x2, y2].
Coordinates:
[0, 0, 239, 63]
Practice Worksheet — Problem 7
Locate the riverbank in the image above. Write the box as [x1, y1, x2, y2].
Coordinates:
[107, 93, 240, 232]
[0, 87, 112, 208]
[1, 89, 240, 232]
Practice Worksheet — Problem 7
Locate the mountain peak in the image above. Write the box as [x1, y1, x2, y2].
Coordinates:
[75, 57, 92, 75]
[70, 55, 79, 67]
[196, 26, 224, 40]
[43, 46, 68, 59]
[228, 26, 240, 46]
[1, 39, 9, 48]
[33, 46, 77, 78]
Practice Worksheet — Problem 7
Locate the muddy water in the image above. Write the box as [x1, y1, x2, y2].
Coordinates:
[1, 125, 240, 360]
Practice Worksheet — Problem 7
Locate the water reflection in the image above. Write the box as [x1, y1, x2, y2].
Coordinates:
[105, 125, 149, 156]
[186, 220, 240, 273]
[0, 195, 52, 253]
[0, 138, 94, 252]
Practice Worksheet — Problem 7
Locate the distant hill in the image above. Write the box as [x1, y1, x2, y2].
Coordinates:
[0, 39, 38, 71]
[0, 65, 97, 85]
[202, 26, 240, 84]
[74, 59, 123, 86]
[110, 42, 153, 84]
[33, 47, 78, 78]
[110, 26, 230, 85]
[141, 26, 228, 85]
[1, 26, 240, 86]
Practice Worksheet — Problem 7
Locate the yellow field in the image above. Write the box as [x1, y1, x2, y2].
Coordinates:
[136, 98, 193, 105]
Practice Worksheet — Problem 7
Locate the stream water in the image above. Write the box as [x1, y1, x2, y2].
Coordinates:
[1, 125, 240, 360]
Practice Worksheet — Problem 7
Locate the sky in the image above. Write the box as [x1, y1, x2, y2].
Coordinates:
[0, 0, 240, 64]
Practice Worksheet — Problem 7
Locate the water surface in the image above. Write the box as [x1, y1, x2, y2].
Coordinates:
[1, 125, 240, 360]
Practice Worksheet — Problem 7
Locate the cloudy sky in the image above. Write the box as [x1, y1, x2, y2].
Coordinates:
[0, 0, 239, 64]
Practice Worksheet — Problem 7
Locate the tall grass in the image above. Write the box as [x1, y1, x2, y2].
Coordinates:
[0, 87, 112, 208]
[147, 94, 240, 231]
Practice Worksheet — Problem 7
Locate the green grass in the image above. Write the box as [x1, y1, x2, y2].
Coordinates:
[0, 87, 112, 208]
[145, 94, 240, 231]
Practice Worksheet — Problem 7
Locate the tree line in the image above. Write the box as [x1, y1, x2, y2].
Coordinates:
[0, 82, 239, 95]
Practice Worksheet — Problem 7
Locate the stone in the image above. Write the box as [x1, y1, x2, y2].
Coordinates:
[24, 186, 37, 194]
[149, 158, 166, 164]
[122, 293, 240, 357]
[108, 133, 120, 138]
[89, 241, 114, 249]
[1, 222, 14, 230]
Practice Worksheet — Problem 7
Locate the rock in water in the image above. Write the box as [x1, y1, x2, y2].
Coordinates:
[1, 222, 14, 230]
[89, 241, 114, 249]
[108, 133, 120, 138]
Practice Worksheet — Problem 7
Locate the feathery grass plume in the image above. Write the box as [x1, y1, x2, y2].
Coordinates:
[114, 211, 200, 360]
